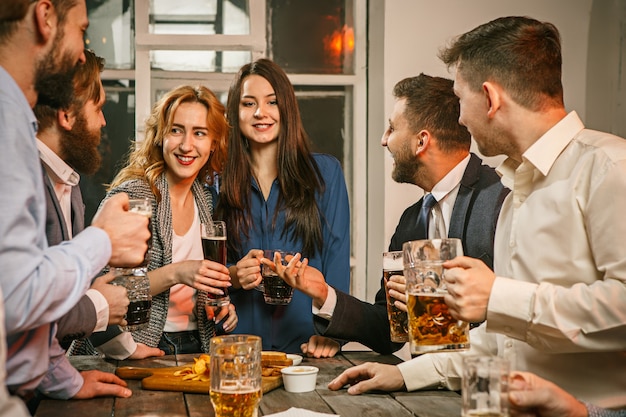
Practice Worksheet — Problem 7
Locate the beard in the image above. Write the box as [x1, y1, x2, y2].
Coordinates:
[34, 30, 79, 109]
[390, 141, 418, 184]
[60, 112, 102, 175]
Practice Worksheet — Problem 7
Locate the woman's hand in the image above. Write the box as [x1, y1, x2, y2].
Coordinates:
[148, 260, 231, 297]
[233, 249, 264, 290]
[215, 303, 238, 333]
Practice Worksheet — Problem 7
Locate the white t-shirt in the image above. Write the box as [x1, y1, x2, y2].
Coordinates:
[163, 202, 203, 332]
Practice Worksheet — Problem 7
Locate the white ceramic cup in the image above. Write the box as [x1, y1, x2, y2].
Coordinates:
[280, 366, 319, 393]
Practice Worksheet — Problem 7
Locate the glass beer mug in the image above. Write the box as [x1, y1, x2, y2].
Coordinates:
[111, 198, 153, 332]
[210, 335, 262, 417]
[402, 238, 469, 354]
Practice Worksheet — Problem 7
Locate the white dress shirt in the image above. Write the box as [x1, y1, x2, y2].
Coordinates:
[398, 112, 626, 409]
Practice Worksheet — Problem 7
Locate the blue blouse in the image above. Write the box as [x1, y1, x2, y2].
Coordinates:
[229, 153, 351, 353]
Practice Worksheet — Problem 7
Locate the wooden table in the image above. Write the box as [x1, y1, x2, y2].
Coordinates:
[34, 351, 461, 417]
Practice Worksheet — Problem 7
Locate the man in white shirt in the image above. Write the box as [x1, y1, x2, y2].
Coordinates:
[327, 16, 626, 409]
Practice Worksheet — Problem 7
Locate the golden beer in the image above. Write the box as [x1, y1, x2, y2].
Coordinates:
[210, 389, 261, 417]
[407, 292, 469, 353]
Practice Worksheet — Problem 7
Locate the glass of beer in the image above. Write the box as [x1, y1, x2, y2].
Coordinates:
[201, 221, 230, 306]
[382, 251, 408, 343]
[402, 238, 469, 354]
[260, 250, 295, 305]
[210, 334, 262, 417]
[111, 198, 153, 332]
[462, 356, 510, 417]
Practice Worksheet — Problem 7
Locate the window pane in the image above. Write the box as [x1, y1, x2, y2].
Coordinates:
[86, 0, 134, 69]
[151, 50, 251, 72]
[295, 86, 348, 167]
[81, 80, 136, 224]
[150, 0, 250, 35]
[270, 0, 355, 74]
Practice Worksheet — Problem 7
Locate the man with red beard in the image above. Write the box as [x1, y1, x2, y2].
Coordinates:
[0, 0, 151, 412]
[35, 49, 164, 360]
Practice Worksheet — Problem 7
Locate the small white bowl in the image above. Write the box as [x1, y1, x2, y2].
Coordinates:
[280, 366, 319, 393]
[286, 354, 303, 366]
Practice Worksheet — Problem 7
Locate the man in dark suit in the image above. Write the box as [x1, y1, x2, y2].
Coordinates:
[36, 50, 163, 361]
[35, 49, 128, 349]
[276, 74, 508, 357]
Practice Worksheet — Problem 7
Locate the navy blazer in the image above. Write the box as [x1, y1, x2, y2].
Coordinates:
[42, 167, 98, 349]
[314, 153, 509, 354]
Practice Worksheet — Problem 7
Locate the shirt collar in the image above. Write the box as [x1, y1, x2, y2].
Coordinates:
[37, 138, 80, 186]
[496, 111, 584, 188]
[431, 153, 470, 202]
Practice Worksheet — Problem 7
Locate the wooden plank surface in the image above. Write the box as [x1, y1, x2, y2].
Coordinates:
[33, 352, 461, 417]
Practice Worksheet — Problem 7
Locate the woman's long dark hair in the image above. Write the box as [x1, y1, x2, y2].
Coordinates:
[216, 58, 325, 257]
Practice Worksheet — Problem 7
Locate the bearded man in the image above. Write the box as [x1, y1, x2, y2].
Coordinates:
[282, 74, 508, 357]
[35, 49, 117, 349]
[0, 0, 150, 411]
[35, 49, 164, 360]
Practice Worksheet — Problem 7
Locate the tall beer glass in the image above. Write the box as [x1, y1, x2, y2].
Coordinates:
[382, 251, 408, 343]
[111, 198, 153, 332]
[402, 238, 469, 354]
[200, 221, 230, 306]
[210, 335, 262, 417]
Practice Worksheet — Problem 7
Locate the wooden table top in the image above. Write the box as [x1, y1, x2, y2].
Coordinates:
[34, 351, 461, 417]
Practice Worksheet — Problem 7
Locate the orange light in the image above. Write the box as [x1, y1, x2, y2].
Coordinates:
[324, 24, 355, 58]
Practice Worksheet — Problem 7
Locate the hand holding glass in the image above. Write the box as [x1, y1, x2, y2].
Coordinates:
[201, 221, 230, 306]
[402, 238, 469, 354]
[111, 198, 153, 332]
[383, 251, 409, 343]
[260, 250, 295, 305]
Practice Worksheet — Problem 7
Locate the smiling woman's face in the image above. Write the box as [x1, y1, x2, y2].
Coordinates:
[162, 101, 213, 185]
[238, 74, 281, 145]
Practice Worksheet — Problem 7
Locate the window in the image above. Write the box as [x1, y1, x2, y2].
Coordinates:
[84, 0, 367, 294]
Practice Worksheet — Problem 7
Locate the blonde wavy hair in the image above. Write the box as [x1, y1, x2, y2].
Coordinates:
[109, 85, 228, 201]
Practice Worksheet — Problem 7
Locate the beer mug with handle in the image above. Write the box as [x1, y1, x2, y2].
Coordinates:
[402, 238, 469, 354]
[210, 334, 262, 417]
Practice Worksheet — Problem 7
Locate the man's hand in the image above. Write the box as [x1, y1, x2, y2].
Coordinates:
[386, 274, 408, 313]
[327, 362, 406, 395]
[90, 271, 128, 326]
[91, 193, 151, 268]
[263, 253, 329, 309]
[443, 256, 495, 323]
[300, 335, 340, 358]
[509, 371, 588, 417]
[72, 370, 132, 399]
[128, 343, 165, 360]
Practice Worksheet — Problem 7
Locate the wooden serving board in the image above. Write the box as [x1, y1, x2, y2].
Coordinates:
[116, 365, 283, 394]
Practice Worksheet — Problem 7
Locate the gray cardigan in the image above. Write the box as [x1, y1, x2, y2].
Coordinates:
[71, 174, 217, 355]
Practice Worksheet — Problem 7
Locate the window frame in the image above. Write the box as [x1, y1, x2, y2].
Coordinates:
[100, 0, 368, 298]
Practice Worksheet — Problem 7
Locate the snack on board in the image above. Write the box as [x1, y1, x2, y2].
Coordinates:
[172, 352, 294, 380]
[173, 354, 211, 381]
[261, 351, 293, 377]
